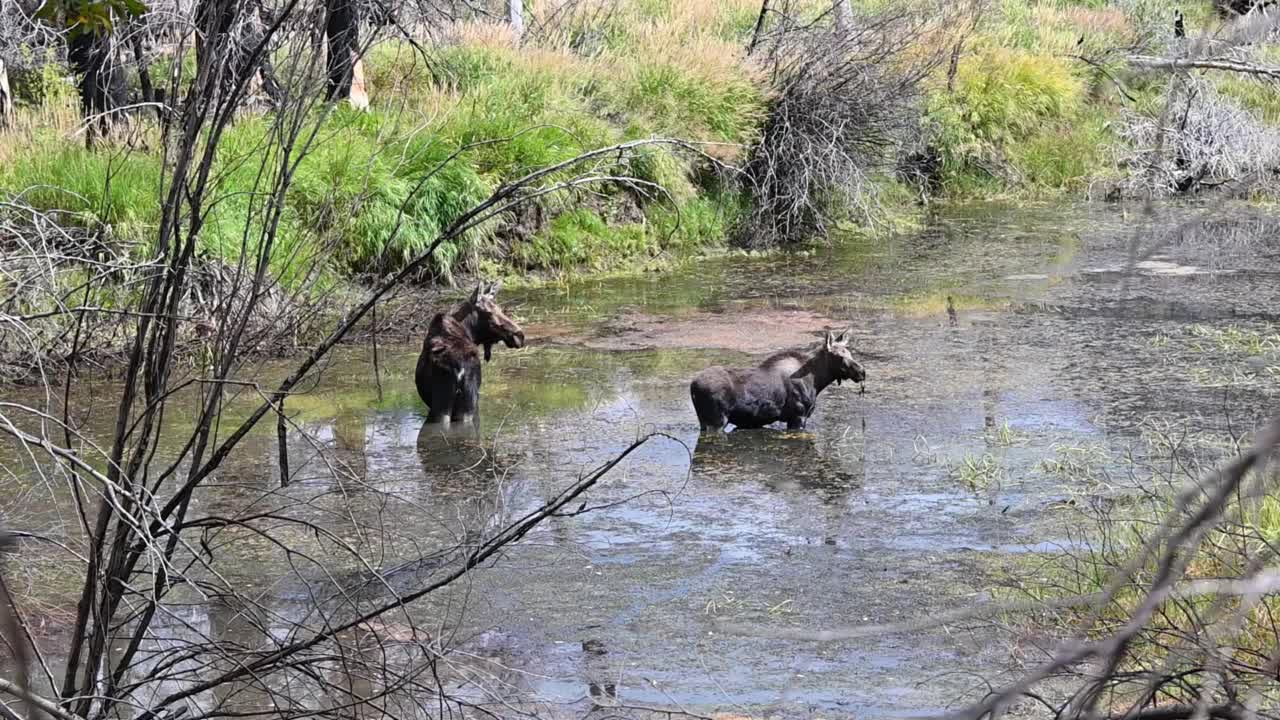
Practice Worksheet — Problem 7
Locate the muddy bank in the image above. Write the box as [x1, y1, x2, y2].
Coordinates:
[532, 307, 845, 353]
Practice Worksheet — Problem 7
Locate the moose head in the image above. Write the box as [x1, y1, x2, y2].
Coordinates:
[821, 329, 866, 386]
[463, 280, 525, 361]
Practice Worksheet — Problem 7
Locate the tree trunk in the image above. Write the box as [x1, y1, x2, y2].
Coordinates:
[833, 0, 853, 30]
[67, 32, 125, 145]
[348, 57, 368, 109]
[325, 0, 363, 106]
[748, 0, 771, 54]
[0, 57, 13, 129]
[508, 0, 524, 41]
[129, 34, 164, 121]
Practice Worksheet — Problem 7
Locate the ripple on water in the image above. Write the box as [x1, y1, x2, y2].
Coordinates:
[7, 203, 1280, 718]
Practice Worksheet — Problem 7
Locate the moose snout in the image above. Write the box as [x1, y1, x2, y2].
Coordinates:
[506, 331, 526, 349]
[850, 366, 866, 383]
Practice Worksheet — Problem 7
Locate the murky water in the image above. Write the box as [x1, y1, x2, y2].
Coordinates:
[4, 202, 1280, 718]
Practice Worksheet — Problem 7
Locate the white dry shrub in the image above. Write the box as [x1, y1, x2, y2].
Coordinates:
[1115, 76, 1280, 197]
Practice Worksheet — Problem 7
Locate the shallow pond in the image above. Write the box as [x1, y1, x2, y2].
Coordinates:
[4, 202, 1280, 718]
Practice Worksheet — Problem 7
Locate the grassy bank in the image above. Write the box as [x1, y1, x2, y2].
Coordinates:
[1, 0, 1274, 305]
[1, 2, 767, 290]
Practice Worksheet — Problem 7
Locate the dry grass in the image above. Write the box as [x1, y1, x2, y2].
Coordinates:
[1029, 5, 1137, 52]
[448, 19, 521, 49]
[0, 101, 79, 168]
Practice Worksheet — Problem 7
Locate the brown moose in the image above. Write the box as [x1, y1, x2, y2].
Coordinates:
[415, 281, 525, 424]
[690, 330, 865, 432]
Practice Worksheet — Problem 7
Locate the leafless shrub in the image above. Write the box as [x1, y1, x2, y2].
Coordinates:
[735, 6, 941, 248]
[954, 420, 1280, 720]
[1114, 77, 1280, 198]
[0, 201, 143, 381]
[0, 0, 55, 61]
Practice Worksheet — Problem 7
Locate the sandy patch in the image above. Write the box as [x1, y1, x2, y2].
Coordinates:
[1082, 259, 1209, 276]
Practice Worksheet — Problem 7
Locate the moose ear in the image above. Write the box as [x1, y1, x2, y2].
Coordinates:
[838, 327, 852, 344]
[488, 279, 502, 296]
[824, 330, 835, 351]
[469, 282, 484, 304]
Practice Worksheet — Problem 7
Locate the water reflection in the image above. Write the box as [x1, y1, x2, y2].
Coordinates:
[580, 636, 618, 709]
[691, 427, 864, 504]
[415, 414, 488, 477]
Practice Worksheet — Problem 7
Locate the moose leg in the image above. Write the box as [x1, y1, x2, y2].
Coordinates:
[700, 416, 727, 433]
[699, 408, 727, 432]
[451, 362, 481, 423]
[427, 371, 458, 425]
[414, 354, 435, 409]
[690, 385, 727, 433]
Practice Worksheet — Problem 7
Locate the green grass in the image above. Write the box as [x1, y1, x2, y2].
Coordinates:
[1, 146, 164, 242]
[514, 209, 648, 272]
[3, 26, 764, 285]
[925, 45, 1098, 196]
[1214, 45, 1280, 124]
[1007, 424, 1280, 690]
[0, 0, 1253, 289]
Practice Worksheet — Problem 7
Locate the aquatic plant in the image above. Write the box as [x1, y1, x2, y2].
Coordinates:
[948, 451, 1006, 491]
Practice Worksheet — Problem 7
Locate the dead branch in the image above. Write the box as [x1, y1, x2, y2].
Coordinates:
[1127, 54, 1280, 79]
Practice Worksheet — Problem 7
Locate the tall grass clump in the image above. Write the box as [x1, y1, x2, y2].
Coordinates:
[923, 46, 1096, 195]
[360, 14, 765, 272]
[0, 142, 163, 242]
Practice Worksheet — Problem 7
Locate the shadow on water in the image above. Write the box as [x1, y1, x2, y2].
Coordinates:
[691, 425, 865, 504]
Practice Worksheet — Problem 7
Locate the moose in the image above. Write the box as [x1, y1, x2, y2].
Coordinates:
[415, 281, 525, 424]
[690, 329, 865, 432]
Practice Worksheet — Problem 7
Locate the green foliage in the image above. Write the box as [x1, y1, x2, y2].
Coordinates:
[649, 190, 743, 255]
[607, 60, 763, 142]
[37, 0, 147, 34]
[0, 142, 163, 240]
[430, 44, 513, 93]
[148, 47, 197, 97]
[925, 46, 1101, 194]
[1215, 48, 1280, 124]
[7, 54, 76, 107]
[936, 47, 1084, 145]
[1, 113, 502, 284]
[1008, 114, 1114, 190]
[203, 111, 497, 282]
[627, 146, 696, 203]
[514, 209, 650, 272]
